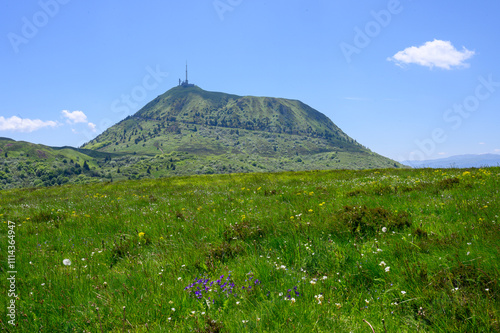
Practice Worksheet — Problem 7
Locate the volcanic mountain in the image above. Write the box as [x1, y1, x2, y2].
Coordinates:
[82, 85, 403, 174]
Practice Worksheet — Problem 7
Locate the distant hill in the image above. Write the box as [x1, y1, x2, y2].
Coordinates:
[402, 154, 500, 168]
[82, 85, 403, 172]
[0, 137, 118, 189]
[1, 85, 406, 190]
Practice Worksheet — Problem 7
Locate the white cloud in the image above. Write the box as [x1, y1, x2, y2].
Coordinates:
[88, 122, 96, 132]
[479, 142, 485, 145]
[494, 149, 500, 153]
[0, 116, 60, 133]
[62, 110, 88, 124]
[388, 39, 475, 69]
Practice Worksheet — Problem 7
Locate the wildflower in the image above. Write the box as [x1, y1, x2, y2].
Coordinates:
[385, 266, 390, 272]
[178, 277, 182, 281]
[41, 283, 45, 286]
[63, 259, 71, 266]
[242, 320, 249, 323]
[401, 291, 406, 295]
[335, 303, 342, 309]
[290, 297, 296, 304]
[310, 280, 316, 285]
[382, 227, 387, 233]
[379, 261, 386, 267]
[236, 301, 240, 305]
[322, 276, 328, 280]
[171, 308, 175, 311]
[365, 299, 369, 304]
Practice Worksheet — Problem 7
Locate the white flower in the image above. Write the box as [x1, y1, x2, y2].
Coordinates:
[379, 261, 386, 267]
[382, 227, 387, 233]
[385, 266, 390, 272]
[401, 291, 406, 295]
[242, 320, 249, 323]
[168, 317, 171, 321]
[322, 276, 328, 280]
[41, 283, 45, 286]
[236, 301, 240, 305]
[365, 299, 369, 304]
[310, 280, 316, 285]
[290, 297, 296, 303]
[191, 311, 195, 314]
[171, 308, 175, 312]
[177, 277, 182, 280]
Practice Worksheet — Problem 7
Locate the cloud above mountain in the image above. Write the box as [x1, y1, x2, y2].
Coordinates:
[0, 116, 60, 133]
[62, 110, 88, 124]
[61, 110, 96, 132]
[388, 39, 475, 69]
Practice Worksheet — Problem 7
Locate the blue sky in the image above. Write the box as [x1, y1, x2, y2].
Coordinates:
[1, 0, 499, 162]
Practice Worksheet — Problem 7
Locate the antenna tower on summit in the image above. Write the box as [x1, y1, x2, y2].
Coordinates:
[179, 62, 195, 87]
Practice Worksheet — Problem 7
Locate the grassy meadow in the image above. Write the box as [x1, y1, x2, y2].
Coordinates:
[0, 167, 499, 332]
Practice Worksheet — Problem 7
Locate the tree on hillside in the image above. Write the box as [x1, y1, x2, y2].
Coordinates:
[83, 161, 90, 171]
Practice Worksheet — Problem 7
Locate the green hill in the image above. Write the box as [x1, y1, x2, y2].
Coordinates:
[1, 86, 405, 190]
[82, 85, 403, 170]
[0, 137, 119, 189]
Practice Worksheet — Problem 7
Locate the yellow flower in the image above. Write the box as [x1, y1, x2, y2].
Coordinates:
[308, 209, 313, 213]
[462, 171, 471, 176]
[138, 232, 145, 238]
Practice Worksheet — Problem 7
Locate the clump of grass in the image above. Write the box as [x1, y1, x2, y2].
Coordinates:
[204, 242, 245, 270]
[223, 221, 265, 242]
[336, 205, 411, 235]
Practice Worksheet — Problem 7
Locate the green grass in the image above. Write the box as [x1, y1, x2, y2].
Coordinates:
[1, 167, 499, 332]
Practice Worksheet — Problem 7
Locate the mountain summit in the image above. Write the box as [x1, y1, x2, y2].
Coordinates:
[82, 85, 402, 173]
